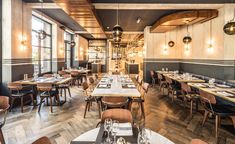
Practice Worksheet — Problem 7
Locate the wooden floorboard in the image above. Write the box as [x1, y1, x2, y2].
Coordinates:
[2, 85, 235, 144]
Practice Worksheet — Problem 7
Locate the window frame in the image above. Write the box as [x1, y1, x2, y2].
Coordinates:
[32, 15, 52, 74]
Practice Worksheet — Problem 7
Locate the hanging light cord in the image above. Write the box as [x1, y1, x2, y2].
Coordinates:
[117, 0, 119, 25]
[210, 20, 212, 40]
[22, 1, 24, 41]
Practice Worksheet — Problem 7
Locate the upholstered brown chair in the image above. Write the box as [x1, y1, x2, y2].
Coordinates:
[181, 82, 199, 116]
[82, 82, 101, 118]
[96, 109, 133, 127]
[58, 74, 72, 101]
[0, 96, 10, 144]
[8, 83, 34, 113]
[32, 136, 51, 144]
[199, 90, 235, 138]
[190, 139, 208, 144]
[102, 96, 129, 110]
[37, 83, 58, 113]
[157, 73, 168, 94]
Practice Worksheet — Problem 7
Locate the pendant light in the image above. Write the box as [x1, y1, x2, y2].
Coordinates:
[38, 0, 47, 40]
[168, 31, 175, 47]
[223, 8, 235, 35]
[208, 20, 213, 49]
[113, 0, 123, 39]
[70, 40, 76, 47]
[183, 25, 192, 44]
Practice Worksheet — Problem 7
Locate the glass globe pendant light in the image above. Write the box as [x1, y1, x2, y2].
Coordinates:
[224, 8, 235, 35]
[183, 25, 192, 44]
[112, 0, 123, 39]
[38, 0, 47, 40]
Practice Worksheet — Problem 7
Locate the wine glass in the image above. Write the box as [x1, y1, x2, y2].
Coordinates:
[112, 120, 119, 144]
[104, 119, 112, 143]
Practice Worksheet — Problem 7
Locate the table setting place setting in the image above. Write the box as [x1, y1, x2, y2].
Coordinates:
[94, 119, 152, 144]
[212, 90, 235, 98]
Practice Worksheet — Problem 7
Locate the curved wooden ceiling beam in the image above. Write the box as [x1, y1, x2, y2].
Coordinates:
[53, 0, 106, 39]
[150, 10, 218, 33]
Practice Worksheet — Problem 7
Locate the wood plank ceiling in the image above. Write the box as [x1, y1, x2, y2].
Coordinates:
[53, 0, 106, 39]
[150, 10, 219, 33]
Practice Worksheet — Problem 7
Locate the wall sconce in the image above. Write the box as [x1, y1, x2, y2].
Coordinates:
[19, 35, 27, 50]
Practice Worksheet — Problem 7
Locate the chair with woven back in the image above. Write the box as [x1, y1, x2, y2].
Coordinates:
[37, 83, 59, 113]
[181, 82, 199, 116]
[0, 96, 10, 144]
[88, 77, 96, 91]
[157, 73, 168, 94]
[82, 82, 101, 118]
[96, 109, 133, 127]
[58, 74, 72, 102]
[137, 77, 143, 92]
[199, 90, 235, 138]
[8, 82, 34, 113]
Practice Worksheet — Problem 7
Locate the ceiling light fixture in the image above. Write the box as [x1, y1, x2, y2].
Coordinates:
[183, 25, 192, 44]
[224, 8, 235, 35]
[136, 17, 141, 24]
[113, 0, 123, 40]
[38, 0, 47, 40]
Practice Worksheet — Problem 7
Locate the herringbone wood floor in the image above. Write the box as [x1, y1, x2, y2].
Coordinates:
[2, 85, 235, 144]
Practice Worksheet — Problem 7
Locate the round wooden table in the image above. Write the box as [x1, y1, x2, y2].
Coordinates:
[71, 127, 174, 144]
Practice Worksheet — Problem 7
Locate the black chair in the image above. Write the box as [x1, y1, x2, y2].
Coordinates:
[157, 73, 168, 94]
[150, 70, 158, 86]
[199, 90, 235, 138]
[0, 96, 10, 144]
[8, 83, 34, 113]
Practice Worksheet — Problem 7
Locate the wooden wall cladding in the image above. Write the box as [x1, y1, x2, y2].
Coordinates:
[53, 0, 106, 39]
[150, 10, 218, 33]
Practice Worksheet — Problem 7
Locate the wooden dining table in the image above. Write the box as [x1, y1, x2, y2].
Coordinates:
[163, 73, 205, 83]
[65, 69, 91, 74]
[91, 75, 141, 98]
[188, 83, 235, 103]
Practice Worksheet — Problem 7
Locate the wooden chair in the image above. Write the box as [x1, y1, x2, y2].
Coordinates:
[165, 77, 181, 101]
[150, 70, 157, 86]
[131, 83, 149, 118]
[58, 70, 67, 76]
[199, 90, 235, 138]
[190, 139, 208, 144]
[181, 82, 199, 116]
[8, 83, 34, 113]
[96, 109, 133, 127]
[58, 74, 72, 101]
[37, 83, 58, 113]
[71, 71, 81, 86]
[32, 136, 51, 144]
[88, 77, 96, 91]
[101, 96, 129, 110]
[157, 73, 168, 94]
[137, 77, 143, 92]
[0, 96, 10, 144]
[82, 82, 101, 118]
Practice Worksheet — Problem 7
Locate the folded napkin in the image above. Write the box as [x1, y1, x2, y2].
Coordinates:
[99, 84, 107, 88]
[115, 123, 133, 136]
[216, 84, 231, 88]
[216, 91, 234, 97]
[127, 85, 135, 88]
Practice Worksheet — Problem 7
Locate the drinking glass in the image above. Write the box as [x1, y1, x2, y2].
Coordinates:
[104, 119, 112, 143]
[162, 68, 165, 71]
[112, 120, 119, 144]
[166, 68, 168, 72]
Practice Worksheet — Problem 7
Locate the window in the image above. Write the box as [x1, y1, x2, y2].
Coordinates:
[64, 32, 72, 68]
[32, 15, 52, 74]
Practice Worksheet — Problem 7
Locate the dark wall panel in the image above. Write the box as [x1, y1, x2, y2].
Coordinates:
[0, 0, 2, 94]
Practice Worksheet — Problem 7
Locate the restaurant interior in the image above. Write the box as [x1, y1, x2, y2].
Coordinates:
[0, 0, 235, 144]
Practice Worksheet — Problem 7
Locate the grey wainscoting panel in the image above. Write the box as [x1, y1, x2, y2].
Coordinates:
[143, 58, 235, 83]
